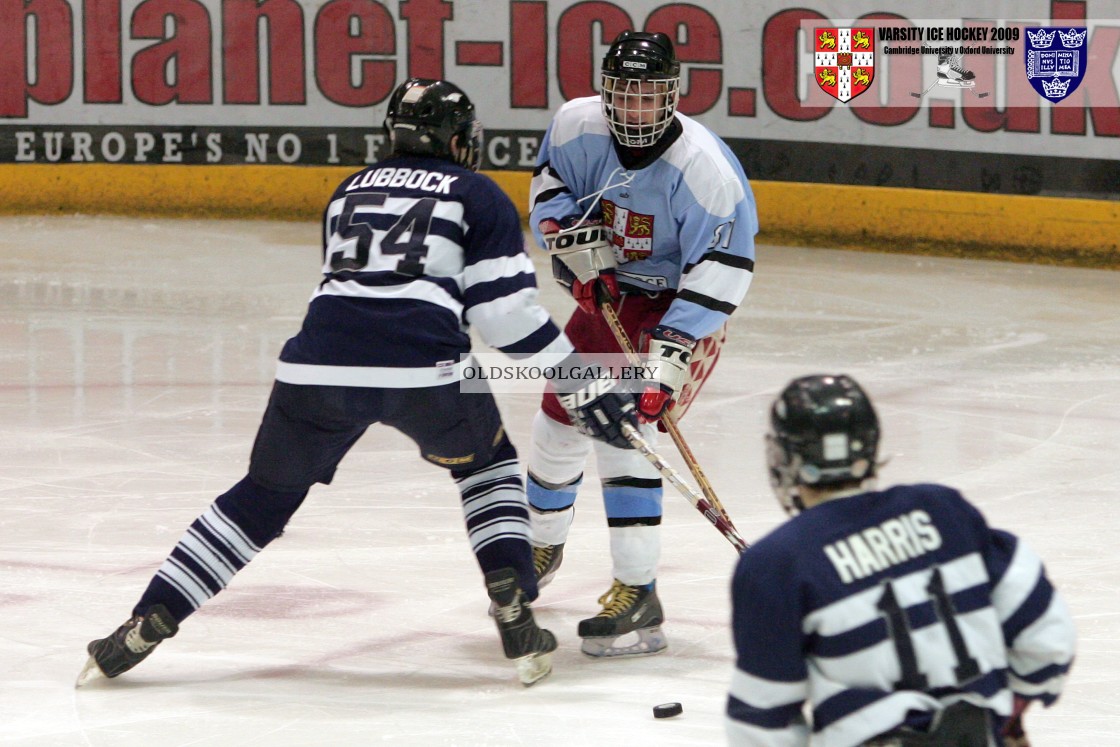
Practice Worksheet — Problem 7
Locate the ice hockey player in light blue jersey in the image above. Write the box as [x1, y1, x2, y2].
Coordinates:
[525, 29, 758, 658]
[728, 374, 1076, 746]
[77, 78, 640, 690]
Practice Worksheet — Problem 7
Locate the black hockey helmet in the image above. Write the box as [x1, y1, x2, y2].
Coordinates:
[383, 78, 483, 171]
[600, 31, 681, 148]
[766, 374, 880, 514]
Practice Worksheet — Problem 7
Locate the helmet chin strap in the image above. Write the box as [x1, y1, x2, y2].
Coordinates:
[449, 134, 463, 166]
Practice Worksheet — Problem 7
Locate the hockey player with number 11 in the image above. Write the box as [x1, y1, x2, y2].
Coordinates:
[727, 374, 1076, 746]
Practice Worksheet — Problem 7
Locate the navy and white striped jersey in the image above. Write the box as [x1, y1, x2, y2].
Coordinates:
[529, 97, 757, 341]
[727, 484, 1075, 747]
[277, 155, 572, 388]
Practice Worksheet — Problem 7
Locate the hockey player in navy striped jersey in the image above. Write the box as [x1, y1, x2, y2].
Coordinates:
[727, 374, 1075, 746]
[525, 30, 759, 657]
[77, 79, 640, 689]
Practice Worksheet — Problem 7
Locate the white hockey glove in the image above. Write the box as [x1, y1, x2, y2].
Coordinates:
[638, 324, 696, 422]
[542, 217, 620, 315]
[557, 374, 639, 450]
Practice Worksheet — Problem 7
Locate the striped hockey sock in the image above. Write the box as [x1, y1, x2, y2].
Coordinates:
[454, 441, 536, 598]
[133, 476, 306, 622]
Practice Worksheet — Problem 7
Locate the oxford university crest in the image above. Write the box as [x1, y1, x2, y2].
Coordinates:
[1024, 26, 1088, 103]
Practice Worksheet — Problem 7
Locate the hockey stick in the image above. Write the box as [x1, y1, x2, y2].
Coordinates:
[598, 300, 737, 529]
[910, 79, 938, 98]
[621, 422, 748, 554]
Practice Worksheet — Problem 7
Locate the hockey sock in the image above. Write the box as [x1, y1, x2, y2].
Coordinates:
[453, 439, 537, 600]
[526, 471, 581, 512]
[603, 477, 663, 585]
[133, 476, 307, 622]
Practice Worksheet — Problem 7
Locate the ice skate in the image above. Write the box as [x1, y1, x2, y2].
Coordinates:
[487, 543, 565, 618]
[578, 579, 667, 658]
[485, 568, 558, 686]
[76, 604, 179, 687]
[533, 543, 564, 588]
[936, 53, 976, 88]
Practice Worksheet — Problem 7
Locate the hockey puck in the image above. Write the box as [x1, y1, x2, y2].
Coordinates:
[653, 702, 683, 719]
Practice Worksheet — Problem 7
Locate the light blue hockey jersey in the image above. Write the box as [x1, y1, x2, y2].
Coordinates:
[727, 484, 1076, 746]
[529, 97, 758, 340]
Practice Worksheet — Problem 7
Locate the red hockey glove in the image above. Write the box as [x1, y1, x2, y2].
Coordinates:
[638, 325, 696, 422]
[542, 217, 619, 315]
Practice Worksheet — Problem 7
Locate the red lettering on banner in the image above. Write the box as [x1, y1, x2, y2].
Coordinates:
[0, 0, 72, 118]
[958, 24, 1039, 134]
[84, 0, 121, 104]
[314, 0, 395, 106]
[457, 42, 502, 66]
[511, 1, 548, 108]
[132, 0, 213, 105]
[557, 3, 632, 100]
[400, 0, 452, 79]
[224, 0, 306, 104]
[958, 23, 1043, 133]
[1049, 0, 1120, 137]
[762, 9, 829, 122]
[0, 0, 1116, 166]
[648, 5, 722, 116]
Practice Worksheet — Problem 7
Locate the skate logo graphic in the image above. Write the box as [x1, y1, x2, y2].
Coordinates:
[814, 27, 875, 103]
[912, 53, 989, 99]
[1024, 27, 1087, 103]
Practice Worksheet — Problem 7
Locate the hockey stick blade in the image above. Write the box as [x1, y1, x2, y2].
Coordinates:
[622, 423, 749, 554]
[911, 79, 939, 98]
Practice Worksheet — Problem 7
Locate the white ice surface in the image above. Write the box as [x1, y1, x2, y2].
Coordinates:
[1, 215, 1117, 745]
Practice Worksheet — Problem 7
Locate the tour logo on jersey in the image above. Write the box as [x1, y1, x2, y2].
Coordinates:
[1024, 27, 1088, 103]
[814, 27, 875, 103]
[601, 199, 654, 261]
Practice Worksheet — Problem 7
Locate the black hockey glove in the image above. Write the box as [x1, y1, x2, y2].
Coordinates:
[557, 375, 639, 450]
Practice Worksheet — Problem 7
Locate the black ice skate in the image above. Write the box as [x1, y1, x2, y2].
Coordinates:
[76, 604, 179, 687]
[487, 544, 565, 618]
[533, 543, 564, 588]
[937, 53, 976, 88]
[577, 579, 667, 658]
[485, 568, 557, 686]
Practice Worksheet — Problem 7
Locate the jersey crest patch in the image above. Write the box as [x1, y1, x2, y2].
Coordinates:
[602, 199, 654, 261]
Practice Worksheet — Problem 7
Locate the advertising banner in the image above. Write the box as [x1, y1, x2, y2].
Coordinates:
[1, 0, 1117, 196]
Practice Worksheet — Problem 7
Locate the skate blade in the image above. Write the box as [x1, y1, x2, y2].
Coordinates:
[580, 626, 668, 658]
[75, 656, 106, 688]
[937, 79, 975, 88]
[515, 651, 553, 686]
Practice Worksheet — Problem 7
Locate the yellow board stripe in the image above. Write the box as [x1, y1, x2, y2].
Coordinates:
[2, 164, 1116, 267]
